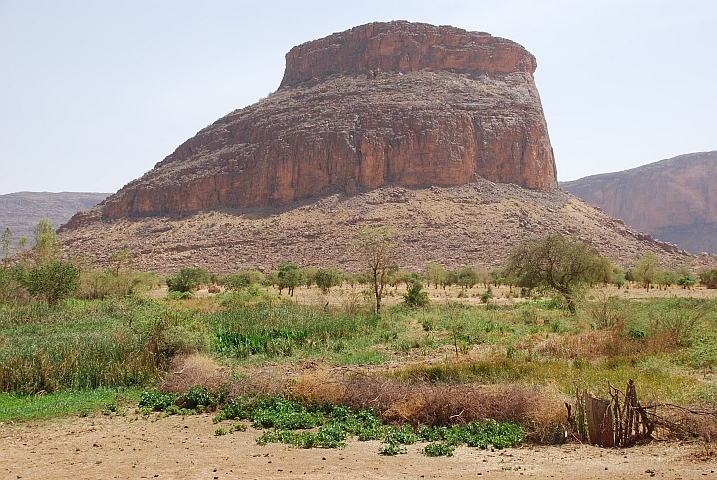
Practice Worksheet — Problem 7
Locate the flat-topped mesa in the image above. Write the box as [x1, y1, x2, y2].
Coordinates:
[280, 21, 537, 87]
[65, 21, 557, 224]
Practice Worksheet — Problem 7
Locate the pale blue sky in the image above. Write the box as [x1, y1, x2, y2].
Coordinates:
[1, 0, 715, 195]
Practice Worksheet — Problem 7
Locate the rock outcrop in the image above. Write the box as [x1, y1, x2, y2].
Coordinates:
[561, 151, 717, 255]
[65, 21, 557, 224]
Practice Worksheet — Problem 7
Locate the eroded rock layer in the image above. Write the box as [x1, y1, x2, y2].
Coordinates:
[67, 21, 557, 224]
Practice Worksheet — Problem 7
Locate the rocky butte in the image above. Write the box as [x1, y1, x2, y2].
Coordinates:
[61, 22, 707, 274]
[67, 21, 556, 222]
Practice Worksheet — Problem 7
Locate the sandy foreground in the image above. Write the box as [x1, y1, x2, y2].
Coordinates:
[2, 414, 716, 480]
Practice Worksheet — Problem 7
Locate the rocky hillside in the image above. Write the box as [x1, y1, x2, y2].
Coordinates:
[60, 181, 707, 275]
[63, 21, 556, 224]
[0, 192, 109, 242]
[561, 151, 717, 254]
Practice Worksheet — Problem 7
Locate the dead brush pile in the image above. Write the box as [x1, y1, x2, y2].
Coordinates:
[161, 354, 230, 393]
[534, 327, 678, 360]
[225, 366, 566, 442]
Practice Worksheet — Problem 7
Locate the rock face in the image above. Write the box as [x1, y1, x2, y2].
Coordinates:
[561, 151, 717, 254]
[67, 21, 556, 223]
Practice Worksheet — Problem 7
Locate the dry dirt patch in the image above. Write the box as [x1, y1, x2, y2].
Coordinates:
[2, 414, 715, 479]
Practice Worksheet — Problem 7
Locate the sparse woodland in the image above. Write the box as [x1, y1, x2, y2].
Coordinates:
[2, 221, 717, 456]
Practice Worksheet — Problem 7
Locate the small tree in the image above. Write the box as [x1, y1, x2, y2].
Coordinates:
[397, 271, 422, 289]
[166, 267, 211, 293]
[314, 268, 343, 293]
[109, 248, 135, 276]
[352, 226, 398, 313]
[505, 232, 609, 313]
[589, 256, 613, 286]
[444, 270, 459, 290]
[301, 267, 319, 288]
[458, 266, 479, 290]
[277, 262, 301, 296]
[31, 219, 60, 266]
[488, 269, 504, 287]
[25, 260, 80, 305]
[224, 270, 265, 291]
[632, 253, 659, 291]
[425, 263, 447, 289]
[612, 266, 626, 289]
[0, 265, 27, 303]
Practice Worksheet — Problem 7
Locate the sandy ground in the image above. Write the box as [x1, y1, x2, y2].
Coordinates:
[2, 414, 716, 480]
[153, 283, 717, 308]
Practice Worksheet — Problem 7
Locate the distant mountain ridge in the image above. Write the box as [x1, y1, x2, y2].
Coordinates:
[560, 151, 717, 254]
[0, 192, 110, 242]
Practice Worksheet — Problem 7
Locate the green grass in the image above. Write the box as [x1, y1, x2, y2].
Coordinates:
[394, 356, 716, 404]
[0, 388, 141, 422]
[1, 300, 153, 393]
[208, 300, 393, 363]
[2, 288, 717, 426]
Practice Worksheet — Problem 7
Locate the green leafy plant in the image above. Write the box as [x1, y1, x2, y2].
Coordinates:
[423, 442, 455, 457]
[166, 268, 211, 293]
[403, 282, 430, 308]
[379, 443, 407, 455]
[182, 386, 222, 409]
[138, 390, 177, 411]
[25, 260, 80, 305]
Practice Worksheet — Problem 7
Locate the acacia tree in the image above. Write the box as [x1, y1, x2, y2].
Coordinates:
[632, 253, 659, 291]
[505, 232, 610, 313]
[109, 248, 135, 276]
[32, 219, 60, 266]
[424, 263, 447, 289]
[314, 268, 343, 294]
[277, 262, 301, 296]
[352, 226, 398, 313]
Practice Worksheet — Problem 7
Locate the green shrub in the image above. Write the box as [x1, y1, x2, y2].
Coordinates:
[80, 269, 157, 299]
[250, 397, 324, 429]
[213, 397, 250, 423]
[403, 282, 429, 308]
[166, 290, 193, 300]
[224, 270, 265, 291]
[138, 390, 177, 411]
[700, 269, 717, 289]
[0, 266, 28, 303]
[166, 268, 211, 293]
[159, 323, 211, 357]
[25, 260, 80, 305]
[423, 442, 455, 457]
[379, 443, 406, 455]
[182, 386, 221, 409]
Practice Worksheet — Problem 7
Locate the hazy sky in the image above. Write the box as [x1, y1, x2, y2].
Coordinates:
[1, 0, 715, 195]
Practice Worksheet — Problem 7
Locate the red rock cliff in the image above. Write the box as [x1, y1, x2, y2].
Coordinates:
[561, 151, 717, 254]
[72, 21, 558, 221]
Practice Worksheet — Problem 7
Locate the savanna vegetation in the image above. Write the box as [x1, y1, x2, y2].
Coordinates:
[2, 223, 717, 456]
